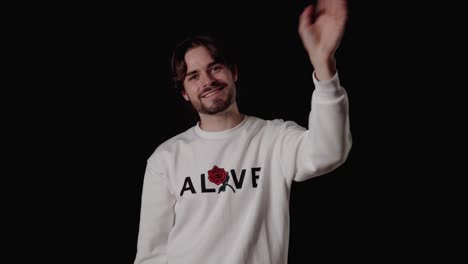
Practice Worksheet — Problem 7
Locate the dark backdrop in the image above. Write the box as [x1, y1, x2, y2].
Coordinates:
[39, 0, 408, 262]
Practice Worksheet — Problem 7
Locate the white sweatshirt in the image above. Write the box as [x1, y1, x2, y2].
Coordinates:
[134, 72, 352, 264]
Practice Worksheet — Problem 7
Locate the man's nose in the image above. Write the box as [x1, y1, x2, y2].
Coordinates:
[201, 72, 216, 87]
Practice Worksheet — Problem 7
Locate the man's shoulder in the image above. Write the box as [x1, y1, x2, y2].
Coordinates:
[244, 116, 306, 138]
[250, 116, 308, 138]
[249, 115, 300, 128]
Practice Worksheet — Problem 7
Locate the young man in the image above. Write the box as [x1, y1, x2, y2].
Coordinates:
[134, 1, 351, 263]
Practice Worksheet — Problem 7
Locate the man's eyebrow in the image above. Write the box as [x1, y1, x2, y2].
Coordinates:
[186, 69, 198, 77]
[185, 61, 220, 77]
[207, 61, 219, 67]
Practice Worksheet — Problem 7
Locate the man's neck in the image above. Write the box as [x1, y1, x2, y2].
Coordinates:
[198, 107, 244, 132]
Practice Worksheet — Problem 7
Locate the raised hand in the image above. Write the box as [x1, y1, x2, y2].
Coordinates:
[298, 0, 347, 80]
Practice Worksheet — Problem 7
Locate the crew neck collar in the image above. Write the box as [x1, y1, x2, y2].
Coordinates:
[194, 115, 249, 139]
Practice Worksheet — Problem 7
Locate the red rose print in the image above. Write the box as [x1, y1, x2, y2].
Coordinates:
[208, 166, 227, 185]
[208, 165, 235, 193]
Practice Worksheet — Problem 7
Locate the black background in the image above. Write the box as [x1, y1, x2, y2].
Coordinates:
[23, 0, 409, 262]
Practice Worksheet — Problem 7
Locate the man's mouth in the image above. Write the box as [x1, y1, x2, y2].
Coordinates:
[202, 86, 224, 98]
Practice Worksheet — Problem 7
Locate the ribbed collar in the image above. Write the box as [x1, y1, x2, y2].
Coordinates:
[194, 115, 249, 139]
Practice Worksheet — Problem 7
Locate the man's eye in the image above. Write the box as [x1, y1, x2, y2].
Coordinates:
[188, 75, 198, 81]
[211, 65, 222, 72]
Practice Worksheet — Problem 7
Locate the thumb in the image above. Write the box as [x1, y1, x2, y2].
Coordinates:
[298, 4, 315, 31]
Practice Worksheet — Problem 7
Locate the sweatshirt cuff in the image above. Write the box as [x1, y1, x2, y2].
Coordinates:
[312, 71, 344, 97]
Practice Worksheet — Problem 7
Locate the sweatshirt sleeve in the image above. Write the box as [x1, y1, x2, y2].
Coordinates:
[134, 162, 176, 264]
[279, 71, 352, 182]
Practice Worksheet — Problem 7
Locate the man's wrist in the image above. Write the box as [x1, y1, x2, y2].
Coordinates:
[312, 57, 337, 81]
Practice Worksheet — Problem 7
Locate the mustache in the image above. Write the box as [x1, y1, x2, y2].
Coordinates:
[200, 82, 226, 97]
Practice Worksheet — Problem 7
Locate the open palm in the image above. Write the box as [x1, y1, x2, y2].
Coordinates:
[298, 0, 347, 65]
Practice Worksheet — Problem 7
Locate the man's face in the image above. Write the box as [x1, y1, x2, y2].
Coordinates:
[182, 46, 238, 115]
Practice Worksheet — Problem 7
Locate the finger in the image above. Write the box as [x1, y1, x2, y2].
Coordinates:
[298, 4, 315, 30]
[330, 0, 348, 18]
[319, 0, 347, 19]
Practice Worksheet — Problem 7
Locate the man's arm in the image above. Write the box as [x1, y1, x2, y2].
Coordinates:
[134, 164, 176, 264]
[278, 71, 351, 182]
[278, 0, 351, 182]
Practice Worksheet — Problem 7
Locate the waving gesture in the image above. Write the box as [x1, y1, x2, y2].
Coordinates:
[298, 0, 347, 80]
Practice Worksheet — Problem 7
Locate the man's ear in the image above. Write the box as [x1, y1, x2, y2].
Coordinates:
[181, 89, 189, 101]
[233, 65, 238, 82]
